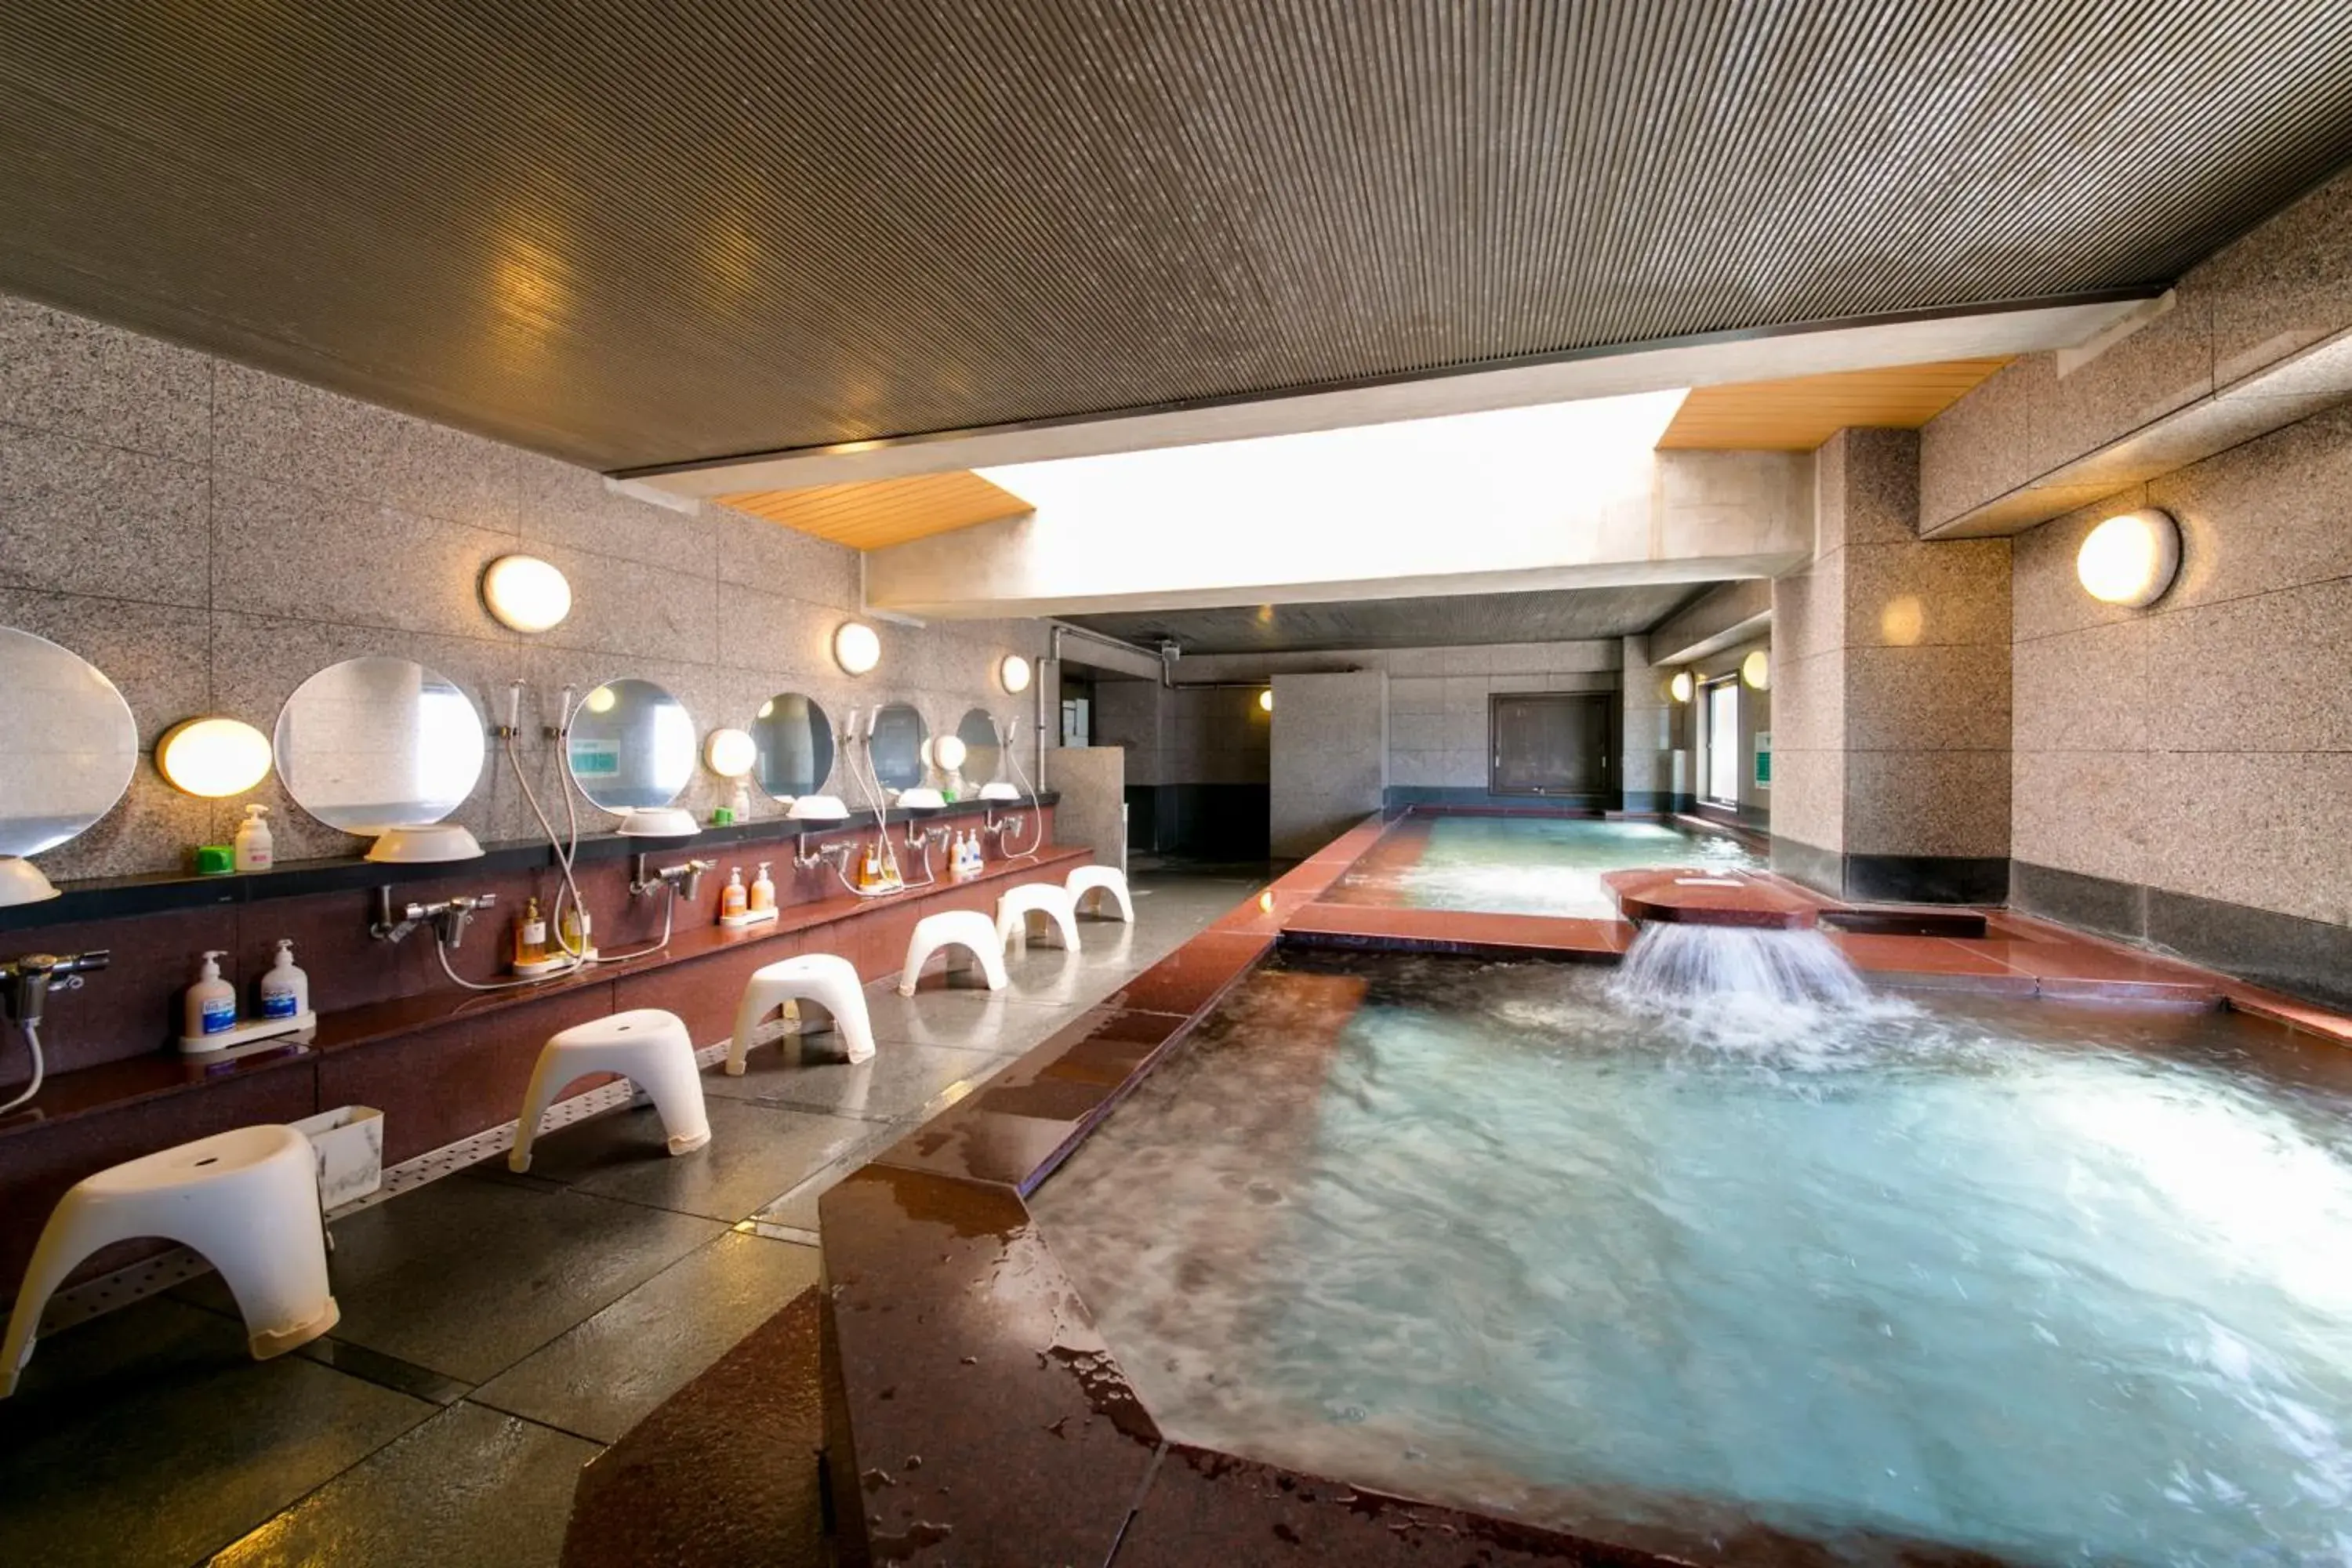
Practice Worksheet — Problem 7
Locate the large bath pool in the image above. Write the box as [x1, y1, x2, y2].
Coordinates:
[1329, 814, 1759, 920]
[1031, 949, 2352, 1564]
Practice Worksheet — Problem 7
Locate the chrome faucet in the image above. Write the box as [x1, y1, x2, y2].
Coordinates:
[0, 950, 109, 1026]
[372, 888, 498, 946]
[630, 856, 714, 900]
[794, 836, 851, 874]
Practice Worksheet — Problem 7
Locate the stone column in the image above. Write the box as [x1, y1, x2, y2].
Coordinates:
[1769, 428, 2012, 902]
[1619, 635, 1685, 812]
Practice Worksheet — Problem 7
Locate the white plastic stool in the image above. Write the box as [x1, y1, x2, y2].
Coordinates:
[729, 953, 876, 1073]
[997, 882, 1082, 954]
[510, 1008, 709, 1174]
[898, 909, 1010, 996]
[2, 1124, 337, 1397]
[1065, 865, 1134, 923]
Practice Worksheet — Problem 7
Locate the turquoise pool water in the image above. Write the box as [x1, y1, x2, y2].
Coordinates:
[1033, 950, 2352, 1565]
[1338, 815, 1759, 919]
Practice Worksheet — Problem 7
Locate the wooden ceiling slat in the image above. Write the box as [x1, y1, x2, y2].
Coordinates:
[1655, 358, 2013, 450]
[717, 471, 1032, 549]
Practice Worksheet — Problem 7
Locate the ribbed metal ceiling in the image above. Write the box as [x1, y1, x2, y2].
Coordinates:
[3, 2, 2350, 473]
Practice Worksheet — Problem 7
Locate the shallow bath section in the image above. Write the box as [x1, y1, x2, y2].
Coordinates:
[1329, 814, 1759, 920]
[1028, 948, 2352, 1565]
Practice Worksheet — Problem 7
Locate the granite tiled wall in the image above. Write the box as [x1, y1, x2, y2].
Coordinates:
[1921, 165, 2352, 529]
[2010, 403, 2352, 934]
[1770, 428, 2012, 899]
[1268, 670, 1387, 858]
[0, 292, 1047, 883]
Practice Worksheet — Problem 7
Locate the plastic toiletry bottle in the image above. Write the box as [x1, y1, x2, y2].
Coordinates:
[750, 862, 775, 913]
[234, 804, 274, 872]
[514, 897, 549, 967]
[560, 902, 592, 959]
[721, 866, 749, 919]
[258, 938, 309, 1020]
[186, 950, 238, 1040]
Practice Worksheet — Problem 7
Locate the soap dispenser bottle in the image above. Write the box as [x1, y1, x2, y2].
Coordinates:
[258, 938, 309, 1020]
[185, 950, 237, 1040]
[514, 897, 549, 968]
[750, 862, 775, 913]
[234, 804, 274, 872]
[720, 866, 748, 919]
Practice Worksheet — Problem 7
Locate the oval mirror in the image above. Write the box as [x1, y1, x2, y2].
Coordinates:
[0, 627, 139, 855]
[955, 709, 1002, 789]
[276, 656, 487, 833]
[869, 703, 927, 791]
[751, 692, 833, 801]
[568, 679, 696, 813]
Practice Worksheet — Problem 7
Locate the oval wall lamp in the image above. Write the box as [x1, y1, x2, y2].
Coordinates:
[1258, 688, 1274, 713]
[833, 621, 881, 676]
[482, 554, 572, 633]
[1668, 671, 1694, 703]
[704, 727, 756, 779]
[928, 734, 968, 771]
[2077, 507, 2181, 608]
[1741, 651, 1770, 691]
[1000, 653, 1033, 694]
[158, 717, 274, 798]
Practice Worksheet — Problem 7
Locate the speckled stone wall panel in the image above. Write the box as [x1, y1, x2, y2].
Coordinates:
[1269, 670, 1385, 857]
[1918, 356, 2043, 527]
[2030, 286, 2216, 476]
[2195, 164, 2352, 387]
[2011, 390, 2352, 931]
[0, 291, 1051, 884]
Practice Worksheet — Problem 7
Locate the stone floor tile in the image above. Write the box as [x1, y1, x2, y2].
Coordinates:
[472, 1231, 819, 1444]
[207, 1402, 597, 1568]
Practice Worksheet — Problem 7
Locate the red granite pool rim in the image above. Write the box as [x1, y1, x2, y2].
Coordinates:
[809, 825, 2352, 1566]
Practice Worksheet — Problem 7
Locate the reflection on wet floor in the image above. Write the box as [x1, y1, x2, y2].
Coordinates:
[0, 869, 1259, 1568]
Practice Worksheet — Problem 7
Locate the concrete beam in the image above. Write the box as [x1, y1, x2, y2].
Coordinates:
[1646, 579, 1773, 666]
[628, 294, 2154, 498]
[866, 448, 1813, 619]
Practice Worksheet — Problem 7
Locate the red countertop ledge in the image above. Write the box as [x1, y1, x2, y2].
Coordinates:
[0, 845, 1091, 1142]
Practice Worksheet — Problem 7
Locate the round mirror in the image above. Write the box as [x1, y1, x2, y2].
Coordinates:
[0, 627, 138, 855]
[956, 709, 1002, 789]
[568, 679, 696, 812]
[276, 656, 486, 833]
[751, 692, 833, 801]
[869, 703, 928, 791]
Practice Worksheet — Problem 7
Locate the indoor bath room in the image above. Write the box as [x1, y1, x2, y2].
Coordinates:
[3, 5, 2351, 1566]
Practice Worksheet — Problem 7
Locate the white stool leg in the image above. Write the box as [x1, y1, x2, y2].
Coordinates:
[628, 1040, 711, 1157]
[969, 938, 1009, 991]
[898, 942, 929, 997]
[998, 906, 1027, 955]
[1, 1191, 135, 1397]
[508, 1045, 568, 1174]
[1102, 882, 1134, 921]
[180, 1155, 338, 1359]
[728, 979, 782, 1076]
[815, 975, 877, 1064]
[1049, 903, 1081, 952]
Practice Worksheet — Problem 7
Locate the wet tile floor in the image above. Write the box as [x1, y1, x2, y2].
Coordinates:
[0, 869, 1264, 1568]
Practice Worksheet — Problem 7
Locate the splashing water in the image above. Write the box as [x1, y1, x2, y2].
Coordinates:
[1610, 921, 1870, 1007]
[1036, 950, 2352, 1565]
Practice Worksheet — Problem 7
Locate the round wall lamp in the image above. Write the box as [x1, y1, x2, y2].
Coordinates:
[584, 684, 617, 715]
[833, 621, 880, 676]
[481, 554, 572, 633]
[158, 717, 274, 798]
[2077, 507, 2181, 608]
[1741, 651, 1770, 691]
[704, 727, 756, 779]
[1668, 671, 1694, 703]
[1000, 653, 1033, 694]
[1258, 688, 1274, 713]
[929, 734, 968, 771]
